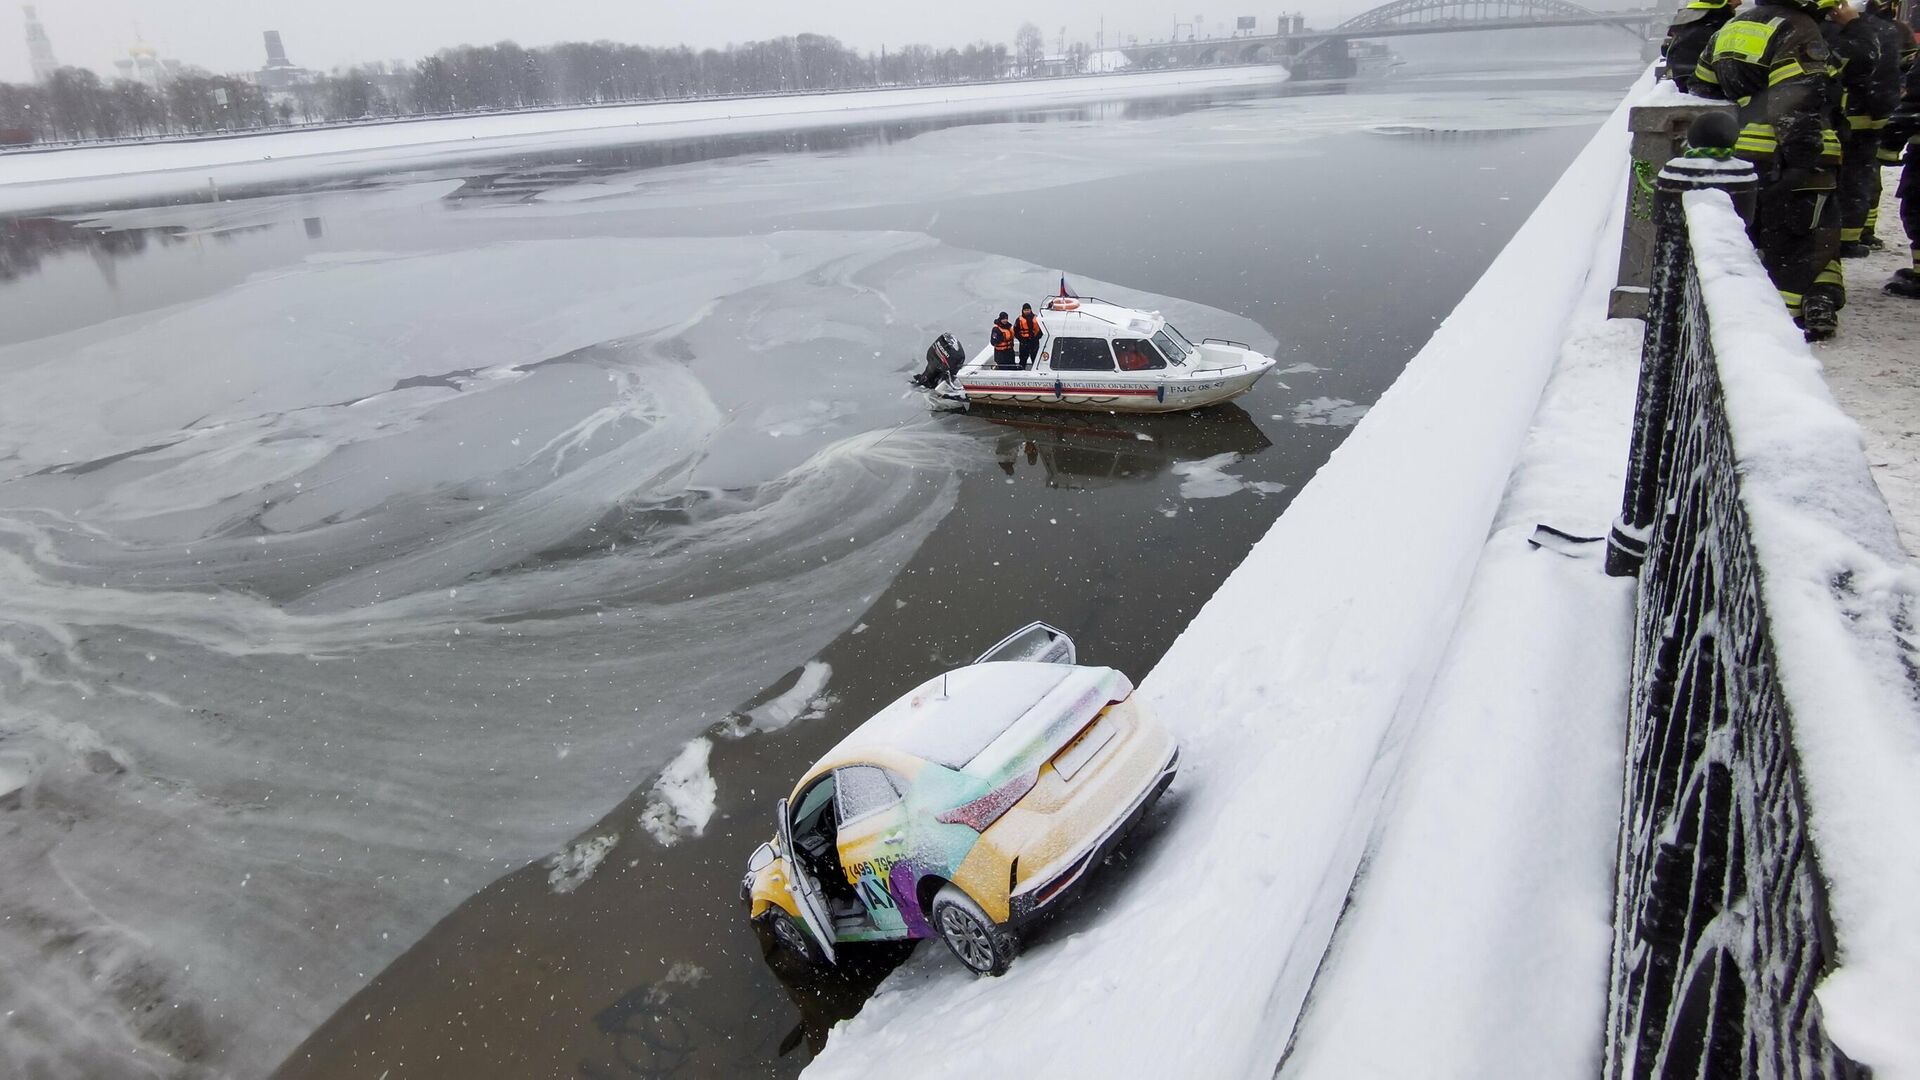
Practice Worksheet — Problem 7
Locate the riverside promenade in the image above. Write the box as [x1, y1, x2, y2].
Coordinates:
[1816, 188, 1920, 554]
[810, 72, 1920, 1079]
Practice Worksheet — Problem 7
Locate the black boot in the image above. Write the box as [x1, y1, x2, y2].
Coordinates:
[1839, 241, 1871, 259]
[1863, 233, 1885, 249]
[1801, 294, 1839, 341]
[1886, 270, 1920, 299]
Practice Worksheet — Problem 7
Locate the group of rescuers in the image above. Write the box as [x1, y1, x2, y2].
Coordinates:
[1663, 0, 1919, 340]
[987, 304, 1164, 371]
[989, 305, 1047, 368]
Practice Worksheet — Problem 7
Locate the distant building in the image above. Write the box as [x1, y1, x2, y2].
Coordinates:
[22, 4, 58, 81]
[255, 29, 316, 93]
[113, 42, 180, 89]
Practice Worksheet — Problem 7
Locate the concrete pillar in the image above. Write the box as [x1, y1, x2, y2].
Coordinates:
[1607, 100, 1740, 321]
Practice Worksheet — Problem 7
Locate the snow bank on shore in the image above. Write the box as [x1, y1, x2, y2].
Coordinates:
[0, 66, 1287, 214]
[805, 68, 1652, 1080]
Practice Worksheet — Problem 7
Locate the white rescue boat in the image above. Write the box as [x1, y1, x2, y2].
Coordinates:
[923, 297, 1277, 414]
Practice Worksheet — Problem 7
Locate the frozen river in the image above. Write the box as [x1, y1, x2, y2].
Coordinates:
[0, 60, 1638, 1079]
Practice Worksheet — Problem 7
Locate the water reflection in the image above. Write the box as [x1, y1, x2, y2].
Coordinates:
[981, 404, 1272, 490]
[749, 940, 916, 1064]
[0, 216, 149, 282]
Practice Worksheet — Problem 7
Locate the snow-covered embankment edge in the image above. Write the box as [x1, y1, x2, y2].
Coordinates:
[805, 69, 1656, 1079]
[0, 66, 1287, 215]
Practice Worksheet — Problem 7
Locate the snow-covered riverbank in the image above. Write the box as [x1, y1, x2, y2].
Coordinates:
[806, 70, 1653, 1079]
[0, 66, 1286, 214]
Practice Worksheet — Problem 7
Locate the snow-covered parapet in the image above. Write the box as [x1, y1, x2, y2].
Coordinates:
[1603, 186, 1920, 1079]
[1692, 193, 1920, 1077]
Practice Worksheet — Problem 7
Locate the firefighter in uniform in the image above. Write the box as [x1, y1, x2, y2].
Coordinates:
[1697, 0, 1849, 339]
[1884, 42, 1920, 296]
[1865, 0, 1918, 70]
[1862, 0, 1917, 251]
[1666, 0, 1742, 94]
[1834, 0, 1899, 256]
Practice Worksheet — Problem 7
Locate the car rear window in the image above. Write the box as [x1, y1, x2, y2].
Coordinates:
[895, 664, 1074, 769]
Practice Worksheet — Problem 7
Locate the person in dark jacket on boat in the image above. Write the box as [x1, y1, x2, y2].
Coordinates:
[1013, 304, 1044, 369]
[990, 313, 1018, 368]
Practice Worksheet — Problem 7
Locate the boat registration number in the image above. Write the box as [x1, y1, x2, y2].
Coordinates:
[1053, 715, 1118, 782]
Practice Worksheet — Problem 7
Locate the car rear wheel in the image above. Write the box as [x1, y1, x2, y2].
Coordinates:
[931, 884, 1018, 976]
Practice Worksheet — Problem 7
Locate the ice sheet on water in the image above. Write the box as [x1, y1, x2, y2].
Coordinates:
[0, 142, 1277, 1072]
[0, 67, 1299, 213]
[546, 834, 619, 894]
[59, 178, 467, 236]
[1170, 453, 1289, 499]
[0, 752, 29, 804]
[638, 739, 719, 847]
[738, 661, 835, 734]
[1290, 397, 1372, 427]
[0, 230, 1003, 1077]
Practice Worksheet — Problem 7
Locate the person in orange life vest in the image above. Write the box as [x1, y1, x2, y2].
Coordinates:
[990, 312, 1017, 368]
[1013, 304, 1043, 368]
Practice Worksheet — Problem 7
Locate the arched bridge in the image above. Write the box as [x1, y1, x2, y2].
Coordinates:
[1122, 0, 1661, 75]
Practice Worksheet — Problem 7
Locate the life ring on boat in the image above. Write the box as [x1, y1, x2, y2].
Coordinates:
[1045, 297, 1080, 312]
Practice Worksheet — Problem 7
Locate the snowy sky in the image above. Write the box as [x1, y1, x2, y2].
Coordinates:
[4, 0, 1618, 83]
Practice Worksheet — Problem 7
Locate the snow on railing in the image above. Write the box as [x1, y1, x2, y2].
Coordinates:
[1602, 141, 1920, 1079]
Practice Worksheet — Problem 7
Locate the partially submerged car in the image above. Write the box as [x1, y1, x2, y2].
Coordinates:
[741, 623, 1178, 976]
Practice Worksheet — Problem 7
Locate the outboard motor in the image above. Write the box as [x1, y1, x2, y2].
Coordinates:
[915, 332, 970, 411]
[914, 333, 965, 389]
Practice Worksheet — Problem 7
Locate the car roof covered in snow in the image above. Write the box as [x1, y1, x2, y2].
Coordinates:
[804, 662, 1125, 783]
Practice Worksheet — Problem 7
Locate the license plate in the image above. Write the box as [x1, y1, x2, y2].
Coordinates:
[1053, 716, 1117, 782]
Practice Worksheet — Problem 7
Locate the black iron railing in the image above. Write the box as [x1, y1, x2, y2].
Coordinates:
[1600, 152, 1864, 1079]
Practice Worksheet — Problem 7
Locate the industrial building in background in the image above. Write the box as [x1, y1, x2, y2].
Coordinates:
[22, 4, 58, 81]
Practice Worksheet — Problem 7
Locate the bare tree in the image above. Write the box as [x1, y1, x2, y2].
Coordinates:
[1016, 22, 1046, 77]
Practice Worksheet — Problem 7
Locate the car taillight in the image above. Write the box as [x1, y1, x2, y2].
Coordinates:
[937, 770, 1038, 832]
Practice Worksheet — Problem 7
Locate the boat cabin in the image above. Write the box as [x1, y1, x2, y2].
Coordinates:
[975, 299, 1200, 374]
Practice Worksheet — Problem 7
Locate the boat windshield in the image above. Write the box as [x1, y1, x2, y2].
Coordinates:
[1153, 327, 1193, 363]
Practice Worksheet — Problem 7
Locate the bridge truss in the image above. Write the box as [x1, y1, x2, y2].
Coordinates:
[1330, 0, 1636, 33]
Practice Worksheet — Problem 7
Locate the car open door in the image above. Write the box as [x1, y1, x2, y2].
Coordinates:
[775, 797, 836, 964]
[975, 621, 1076, 666]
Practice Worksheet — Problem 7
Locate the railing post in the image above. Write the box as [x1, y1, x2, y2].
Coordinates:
[1608, 101, 1740, 320]
[1605, 116, 1756, 578]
